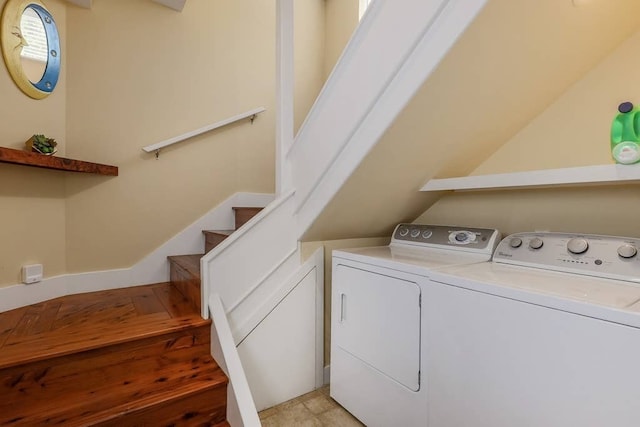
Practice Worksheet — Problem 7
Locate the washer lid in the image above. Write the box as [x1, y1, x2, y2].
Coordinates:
[433, 262, 640, 309]
[430, 262, 640, 329]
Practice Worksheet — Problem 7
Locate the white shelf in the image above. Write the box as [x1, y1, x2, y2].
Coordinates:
[421, 164, 640, 192]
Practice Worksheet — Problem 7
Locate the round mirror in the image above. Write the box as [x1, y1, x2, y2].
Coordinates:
[0, 0, 60, 99]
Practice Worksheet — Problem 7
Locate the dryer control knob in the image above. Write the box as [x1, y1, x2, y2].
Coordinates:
[410, 229, 420, 238]
[398, 226, 409, 237]
[509, 237, 523, 248]
[618, 244, 638, 259]
[567, 238, 589, 254]
[529, 237, 544, 250]
[454, 232, 468, 242]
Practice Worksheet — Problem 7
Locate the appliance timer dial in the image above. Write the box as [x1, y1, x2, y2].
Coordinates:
[617, 244, 638, 259]
[455, 232, 468, 242]
[509, 237, 523, 248]
[567, 238, 589, 255]
[529, 237, 544, 250]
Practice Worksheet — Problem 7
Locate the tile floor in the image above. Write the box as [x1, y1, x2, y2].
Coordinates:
[258, 386, 365, 426]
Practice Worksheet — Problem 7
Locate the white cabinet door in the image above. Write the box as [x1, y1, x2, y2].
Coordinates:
[333, 263, 421, 391]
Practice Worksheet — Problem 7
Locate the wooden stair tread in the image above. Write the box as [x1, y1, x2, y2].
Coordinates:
[0, 352, 227, 425]
[0, 283, 207, 369]
[203, 229, 234, 236]
[231, 206, 263, 211]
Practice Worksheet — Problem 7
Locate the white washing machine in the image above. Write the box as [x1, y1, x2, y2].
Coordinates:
[330, 223, 501, 427]
[426, 232, 640, 427]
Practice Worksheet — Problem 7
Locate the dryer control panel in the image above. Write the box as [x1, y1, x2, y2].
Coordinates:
[391, 224, 501, 255]
[494, 232, 640, 283]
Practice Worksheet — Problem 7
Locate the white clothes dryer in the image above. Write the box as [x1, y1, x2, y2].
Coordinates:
[330, 224, 501, 427]
[425, 232, 640, 427]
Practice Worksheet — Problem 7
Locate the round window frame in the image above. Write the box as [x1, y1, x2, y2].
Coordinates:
[0, 0, 61, 99]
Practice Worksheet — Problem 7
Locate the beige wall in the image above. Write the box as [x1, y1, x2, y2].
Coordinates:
[417, 24, 640, 238]
[472, 29, 640, 174]
[294, 0, 360, 132]
[63, 0, 277, 273]
[301, 236, 389, 364]
[0, 0, 67, 285]
[294, 0, 325, 133]
[323, 0, 359, 79]
[0, 0, 352, 285]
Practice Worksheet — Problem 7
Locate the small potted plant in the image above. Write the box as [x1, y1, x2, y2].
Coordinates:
[26, 134, 57, 155]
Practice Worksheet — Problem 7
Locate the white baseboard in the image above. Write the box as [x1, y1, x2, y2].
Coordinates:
[0, 192, 274, 313]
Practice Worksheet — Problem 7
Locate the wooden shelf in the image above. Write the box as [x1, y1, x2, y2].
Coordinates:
[0, 146, 118, 176]
[421, 164, 640, 192]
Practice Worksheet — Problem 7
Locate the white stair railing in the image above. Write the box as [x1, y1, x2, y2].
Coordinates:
[210, 293, 261, 427]
[142, 107, 266, 158]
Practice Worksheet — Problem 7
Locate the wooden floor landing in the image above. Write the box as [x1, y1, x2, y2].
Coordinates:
[0, 282, 209, 370]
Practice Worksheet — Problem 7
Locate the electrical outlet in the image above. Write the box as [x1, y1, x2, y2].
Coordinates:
[22, 264, 43, 284]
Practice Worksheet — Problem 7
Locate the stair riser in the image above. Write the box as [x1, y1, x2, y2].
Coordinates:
[170, 261, 201, 313]
[95, 385, 227, 427]
[0, 326, 215, 425]
[233, 207, 262, 230]
[204, 233, 229, 253]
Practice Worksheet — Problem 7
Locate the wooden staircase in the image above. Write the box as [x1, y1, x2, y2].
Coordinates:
[0, 207, 263, 426]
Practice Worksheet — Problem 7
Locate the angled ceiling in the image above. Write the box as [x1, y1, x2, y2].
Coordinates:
[302, 0, 640, 241]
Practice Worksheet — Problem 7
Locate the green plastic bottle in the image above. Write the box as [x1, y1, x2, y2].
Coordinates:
[611, 101, 640, 164]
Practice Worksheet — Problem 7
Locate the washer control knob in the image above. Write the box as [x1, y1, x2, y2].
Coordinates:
[398, 226, 409, 237]
[618, 244, 638, 259]
[529, 237, 544, 250]
[509, 237, 523, 248]
[410, 229, 420, 238]
[455, 232, 468, 242]
[422, 230, 433, 239]
[567, 238, 589, 255]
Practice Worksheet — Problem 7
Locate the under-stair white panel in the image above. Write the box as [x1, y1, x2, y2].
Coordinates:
[237, 270, 319, 411]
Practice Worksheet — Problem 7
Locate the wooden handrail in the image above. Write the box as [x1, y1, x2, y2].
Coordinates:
[142, 107, 266, 157]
